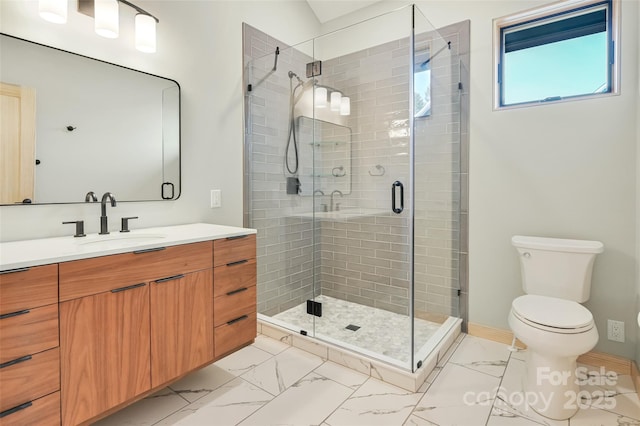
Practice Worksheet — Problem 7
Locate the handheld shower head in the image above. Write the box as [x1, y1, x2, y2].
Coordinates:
[288, 71, 303, 85]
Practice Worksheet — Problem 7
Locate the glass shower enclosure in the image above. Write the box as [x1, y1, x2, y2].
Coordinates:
[244, 4, 462, 372]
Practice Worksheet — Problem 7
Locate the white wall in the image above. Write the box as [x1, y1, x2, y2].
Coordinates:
[323, 0, 639, 359]
[0, 0, 320, 240]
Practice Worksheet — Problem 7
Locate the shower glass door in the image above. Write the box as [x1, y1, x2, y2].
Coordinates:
[309, 6, 415, 368]
[244, 35, 319, 333]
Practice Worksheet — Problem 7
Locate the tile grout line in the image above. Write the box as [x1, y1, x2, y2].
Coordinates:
[403, 334, 467, 424]
[310, 359, 369, 425]
[151, 344, 281, 426]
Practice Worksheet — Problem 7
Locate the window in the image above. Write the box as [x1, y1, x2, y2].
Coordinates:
[414, 49, 432, 118]
[494, 0, 618, 108]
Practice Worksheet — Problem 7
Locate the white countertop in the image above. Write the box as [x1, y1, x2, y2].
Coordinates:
[0, 223, 256, 271]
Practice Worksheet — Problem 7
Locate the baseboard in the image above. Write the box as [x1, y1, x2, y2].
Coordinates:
[577, 351, 634, 376]
[632, 360, 640, 400]
[467, 323, 526, 349]
[467, 322, 634, 376]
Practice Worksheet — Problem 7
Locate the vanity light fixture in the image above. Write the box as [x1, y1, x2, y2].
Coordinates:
[39, 0, 68, 23]
[94, 0, 119, 38]
[38, 0, 159, 53]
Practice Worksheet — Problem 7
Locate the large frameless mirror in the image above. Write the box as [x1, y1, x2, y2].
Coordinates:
[0, 33, 180, 205]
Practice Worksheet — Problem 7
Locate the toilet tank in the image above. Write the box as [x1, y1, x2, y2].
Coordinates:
[512, 236, 604, 303]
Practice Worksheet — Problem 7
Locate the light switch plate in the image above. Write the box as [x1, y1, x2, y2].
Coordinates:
[210, 190, 221, 208]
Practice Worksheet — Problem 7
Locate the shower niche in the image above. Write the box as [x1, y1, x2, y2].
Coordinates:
[244, 4, 469, 377]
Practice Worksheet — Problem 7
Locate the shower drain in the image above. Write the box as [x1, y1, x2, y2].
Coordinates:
[345, 324, 361, 331]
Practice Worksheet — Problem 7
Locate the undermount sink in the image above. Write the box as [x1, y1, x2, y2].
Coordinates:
[77, 233, 167, 246]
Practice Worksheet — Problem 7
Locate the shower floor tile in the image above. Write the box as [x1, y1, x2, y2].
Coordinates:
[273, 295, 441, 363]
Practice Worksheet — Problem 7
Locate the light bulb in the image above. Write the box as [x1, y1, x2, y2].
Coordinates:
[340, 97, 351, 116]
[314, 87, 327, 108]
[95, 0, 119, 39]
[330, 91, 342, 111]
[135, 14, 156, 53]
[39, 0, 67, 24]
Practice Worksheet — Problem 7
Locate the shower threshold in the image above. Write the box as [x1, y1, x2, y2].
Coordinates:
[258, 299, 462, 392]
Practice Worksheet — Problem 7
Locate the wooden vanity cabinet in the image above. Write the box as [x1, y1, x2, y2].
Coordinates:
[58, 242, 213, 426]
[59, 284, 150, 426]
[0, 264, 60, 425]
[213, 235, 257, 358]
[1, 231, 256, 426]
[150, 269, 213, 387]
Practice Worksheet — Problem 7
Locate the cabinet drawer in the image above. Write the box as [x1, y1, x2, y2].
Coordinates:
[213, 234, 256, 267]
[0, 304, 58, 364]
[59, 241, 213, 301]
[0, 347, 60, 413]
[213, 258, 256, 297]
[214, 312, 256, 358]
[214, 286, 256, 327]
[0, 265, 58, 315]
[0, 391, 60, 426]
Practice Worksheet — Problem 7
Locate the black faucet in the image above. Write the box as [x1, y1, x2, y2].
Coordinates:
[99, 192, 117, 235]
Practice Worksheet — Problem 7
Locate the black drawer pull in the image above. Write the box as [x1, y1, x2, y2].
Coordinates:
[226, 259, 248, 267]
[227, 315, 248, 325]
[0, 355, 32, 369]
[155, 274, 185, 283]
[226, 235, 248, 240]
[0, 401, 33, 418]
[226, 287, 248, 296]
[0, 267, 31, 275]
[0, 310, 30, 320]
[133, 247, 166, 254]
[111, 283, 146, 293]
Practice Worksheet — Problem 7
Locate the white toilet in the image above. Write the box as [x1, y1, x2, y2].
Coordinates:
[508, 235, 603, 420]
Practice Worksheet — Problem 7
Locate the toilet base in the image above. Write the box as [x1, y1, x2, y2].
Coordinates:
[523, 350, 580, 420]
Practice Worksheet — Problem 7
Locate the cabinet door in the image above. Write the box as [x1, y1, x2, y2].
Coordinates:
[150, 269, 213, 387]
[60, 284, 150, 426]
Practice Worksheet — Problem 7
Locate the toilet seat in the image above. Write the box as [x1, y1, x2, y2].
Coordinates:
[511, 295, 594, 334]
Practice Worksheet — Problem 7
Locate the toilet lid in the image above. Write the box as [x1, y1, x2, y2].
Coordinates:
[512, 295, 593, 329]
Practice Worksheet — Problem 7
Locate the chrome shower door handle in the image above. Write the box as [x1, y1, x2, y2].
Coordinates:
[392, 181, 404, 214]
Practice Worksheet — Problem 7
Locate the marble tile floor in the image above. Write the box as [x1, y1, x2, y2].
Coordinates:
[96, 333, 640, 426]
[273, 295, 441, 363]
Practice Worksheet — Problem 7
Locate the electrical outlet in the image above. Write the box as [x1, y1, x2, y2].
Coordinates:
[210, 190, 221, 208]
[607, 319, 625, 343]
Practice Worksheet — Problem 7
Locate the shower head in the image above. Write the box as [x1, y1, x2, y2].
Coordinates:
[288, 71, 304, 85]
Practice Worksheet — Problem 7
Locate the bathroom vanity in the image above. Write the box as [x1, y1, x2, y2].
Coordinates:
[0, 223, 256, 425]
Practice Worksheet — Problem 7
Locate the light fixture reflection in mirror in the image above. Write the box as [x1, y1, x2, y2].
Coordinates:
[314, 87, 327, 108]
[330, 91, 342, 111]
[340, 97, 351, 116]
[39, 0, 68, 23]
